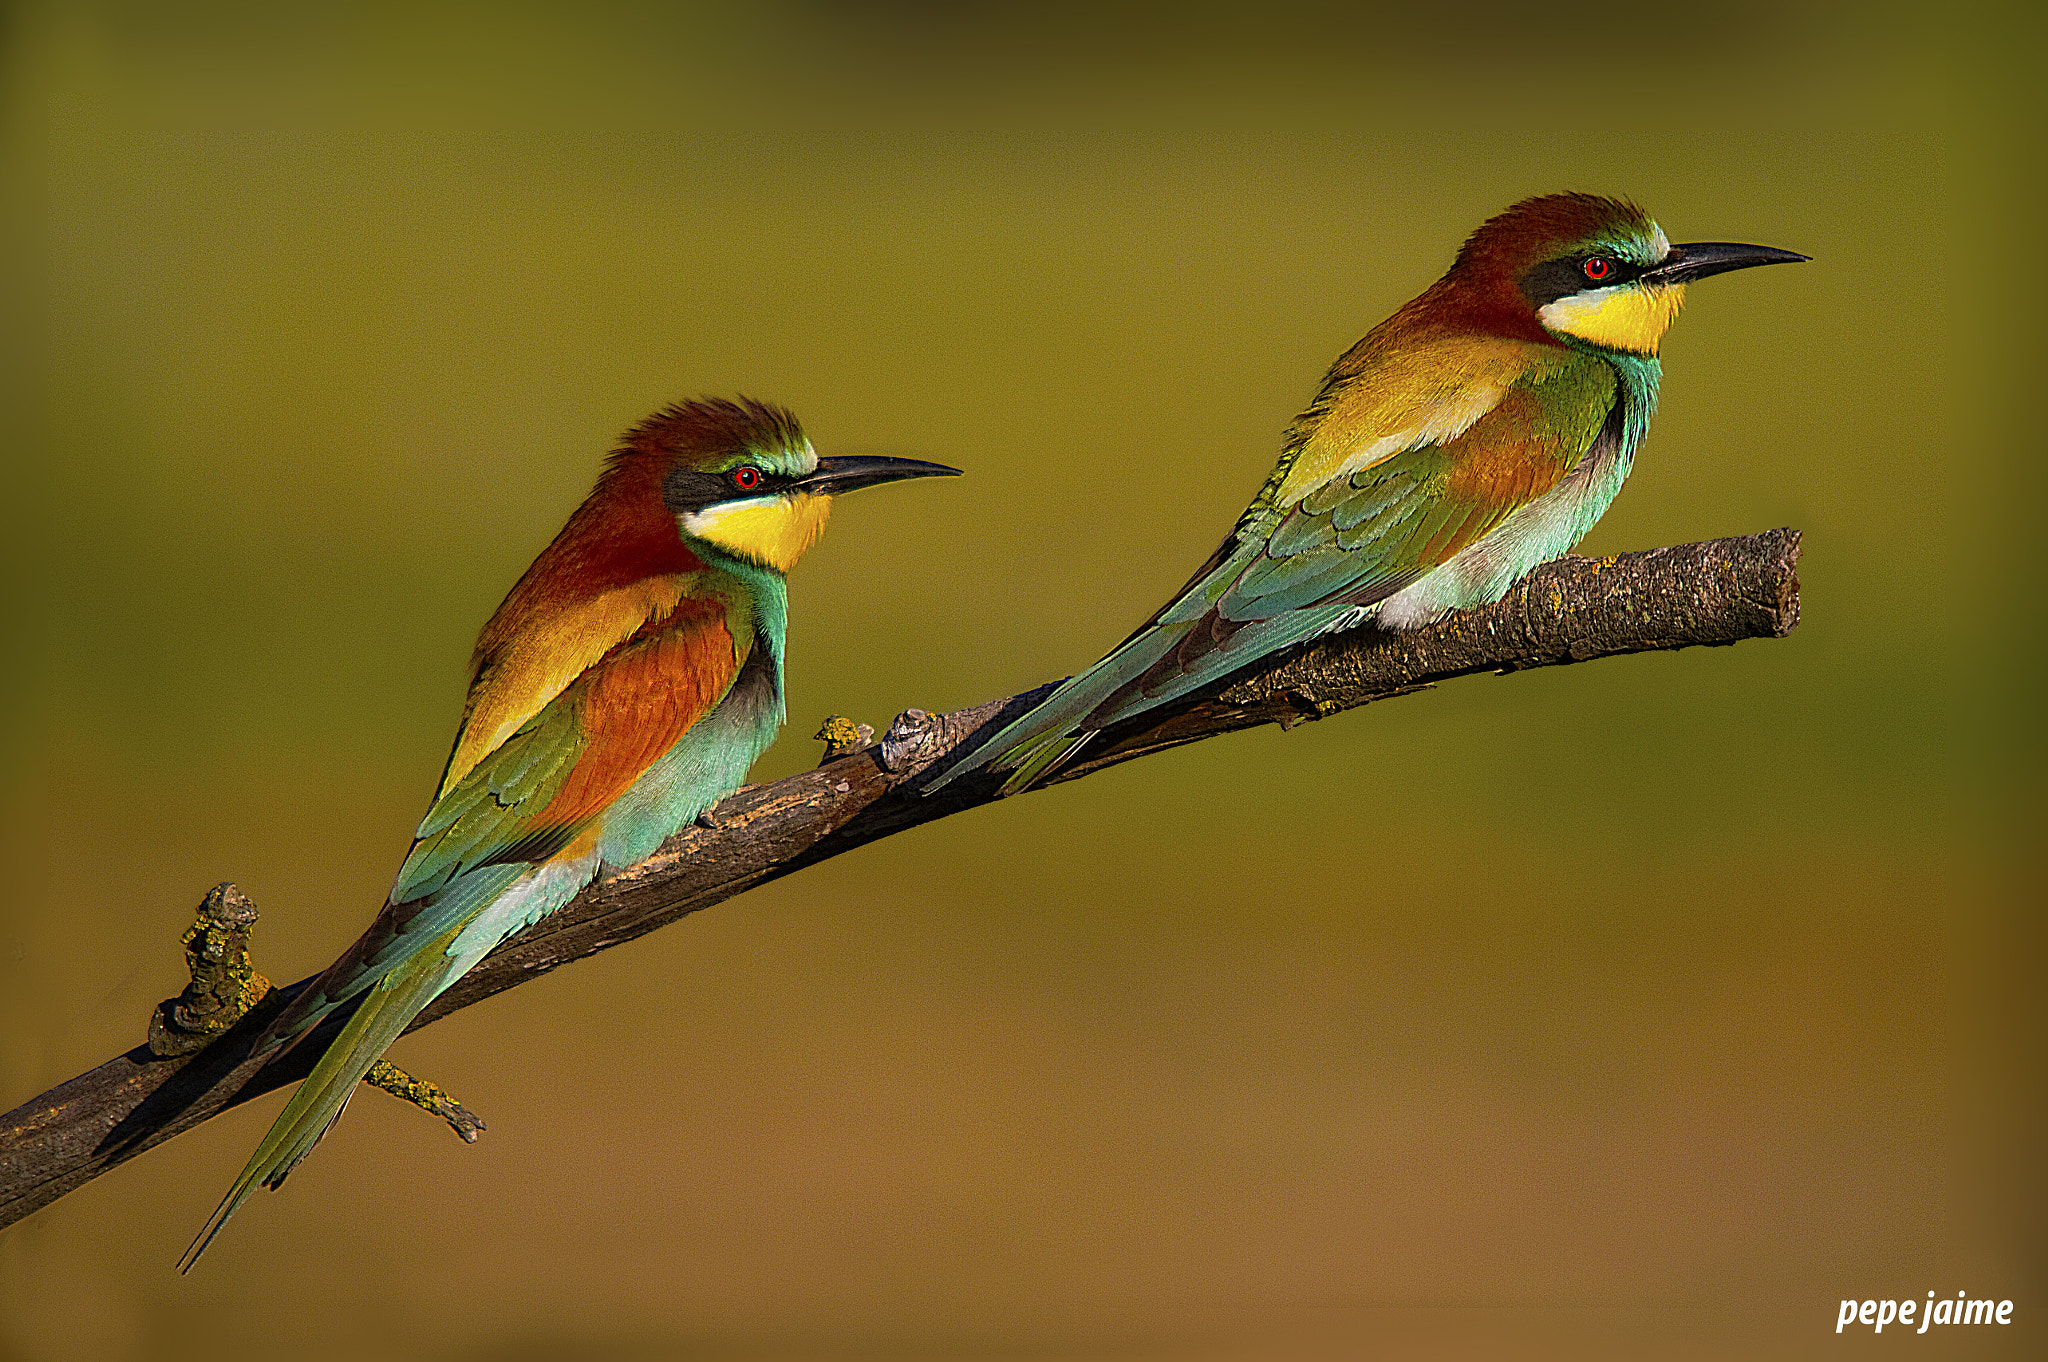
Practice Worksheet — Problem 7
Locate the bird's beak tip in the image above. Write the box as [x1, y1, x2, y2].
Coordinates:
[1653, 241, 1810, 284]
[803, 454, 963, 494]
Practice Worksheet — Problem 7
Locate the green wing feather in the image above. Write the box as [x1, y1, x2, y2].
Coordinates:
[260, 696, 592, 1053]
[180, 686, 598, 1271]
[185, 600, 760, 1269]
[931, 360, 1616, 796]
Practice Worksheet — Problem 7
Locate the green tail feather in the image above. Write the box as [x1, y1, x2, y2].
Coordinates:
[994, 729, 1098, 796]
[927, 629, 1185, 797]
[179, 938, 458, 1272]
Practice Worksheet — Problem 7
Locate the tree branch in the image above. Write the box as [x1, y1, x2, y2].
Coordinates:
[0, 529, 1800, 1230]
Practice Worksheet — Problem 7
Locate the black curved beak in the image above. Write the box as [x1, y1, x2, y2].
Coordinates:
[796, 454, 962, 495]
[1647, 241, 1810, 285]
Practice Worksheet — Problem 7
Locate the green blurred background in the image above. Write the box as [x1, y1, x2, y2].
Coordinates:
[2, 2, 2036, 1359]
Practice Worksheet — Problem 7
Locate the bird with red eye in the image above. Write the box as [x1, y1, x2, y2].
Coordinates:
[729, 466, 763, 492]
[1581, 256, 1615, 282]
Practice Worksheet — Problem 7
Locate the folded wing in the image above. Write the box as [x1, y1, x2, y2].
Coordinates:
[932, 348, 1615, 794]
[183, 588, 744, 1270]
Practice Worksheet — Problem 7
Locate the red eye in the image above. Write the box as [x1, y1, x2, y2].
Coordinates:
[1582, 257, 1613, 281]
[729, 467, 762, 491]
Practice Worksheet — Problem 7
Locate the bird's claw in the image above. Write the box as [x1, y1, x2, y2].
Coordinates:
[362, 1061, 487, 1143]
[147, 883, 273, 1057]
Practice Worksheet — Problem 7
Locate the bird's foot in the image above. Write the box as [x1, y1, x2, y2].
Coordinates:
[147, 883, 273, 1057]
[361, 1061, 487, 1142]
[813, 714, 875, 763]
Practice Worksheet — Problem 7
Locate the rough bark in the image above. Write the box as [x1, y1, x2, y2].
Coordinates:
[0, 529, 1800, 1231]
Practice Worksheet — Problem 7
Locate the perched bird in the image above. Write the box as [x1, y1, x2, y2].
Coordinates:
[183, 398, 958, 1269]
[926, 193, 1805, 796]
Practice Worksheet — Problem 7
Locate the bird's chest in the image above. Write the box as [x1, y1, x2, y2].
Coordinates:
[593, 632, 785, 872]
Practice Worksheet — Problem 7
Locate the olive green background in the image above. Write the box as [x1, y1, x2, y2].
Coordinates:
[1, 3, 2036, 1359]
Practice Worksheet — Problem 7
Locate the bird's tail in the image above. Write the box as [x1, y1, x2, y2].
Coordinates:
[928, 592, 1371, 798]
[989, 726, 1100, 797]
[923, 622, 1192, 798]
[178, 932, 459, 1272]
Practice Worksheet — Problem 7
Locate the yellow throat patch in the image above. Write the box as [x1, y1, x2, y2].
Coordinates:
[680, 493, 833, 572]
[1538, 283, 1687, 355]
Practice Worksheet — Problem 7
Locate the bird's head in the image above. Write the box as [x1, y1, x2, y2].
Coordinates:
[1440, 193, 1807, 356]
[622, 398, 959, 574]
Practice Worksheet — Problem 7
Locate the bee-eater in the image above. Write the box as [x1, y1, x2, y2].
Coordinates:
[183, 397, 958, 1268]
[926, 193, 1804, 796]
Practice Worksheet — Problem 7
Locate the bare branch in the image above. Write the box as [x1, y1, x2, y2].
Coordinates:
[0, 529, 1800, 1230]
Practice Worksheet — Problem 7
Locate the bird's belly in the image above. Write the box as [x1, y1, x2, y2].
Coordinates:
[1374, 433, 1633, 630]
[594, 643, 784, 871]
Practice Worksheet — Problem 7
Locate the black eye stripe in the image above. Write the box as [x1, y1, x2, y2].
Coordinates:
[1577, 254, 1641, 285]
[1518, 253, 1647, 308]
[662, 466, 794, 512]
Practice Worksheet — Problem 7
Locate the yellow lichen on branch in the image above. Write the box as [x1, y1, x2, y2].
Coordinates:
[147, 884, 272, 1058]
